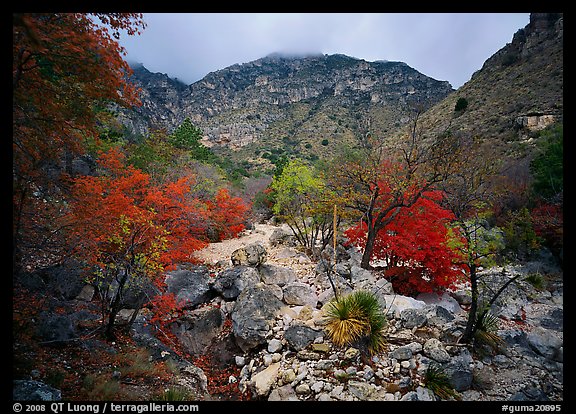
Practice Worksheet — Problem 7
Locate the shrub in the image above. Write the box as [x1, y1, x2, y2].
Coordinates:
[454, 97, 468, 112]
[324, 290, 386, 355]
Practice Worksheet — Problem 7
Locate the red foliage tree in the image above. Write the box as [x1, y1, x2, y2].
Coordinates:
[206, 188, 250, 242]
[67, 148, 208, 338]
[345, 190, 465, 296]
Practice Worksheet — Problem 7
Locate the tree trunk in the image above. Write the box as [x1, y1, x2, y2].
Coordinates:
[360, 225, 377, 269]
[105, 270, 129, 340]
[461, 264, 478, 344]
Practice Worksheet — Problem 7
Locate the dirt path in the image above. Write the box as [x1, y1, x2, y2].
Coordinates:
[193, 223, 280, 265]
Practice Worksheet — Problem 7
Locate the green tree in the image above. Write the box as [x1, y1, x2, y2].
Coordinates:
[271, 159, 338, 256]
[454, 97, 468, 112]
[169, 118, 216, 163]
[530, 124, 563, 201]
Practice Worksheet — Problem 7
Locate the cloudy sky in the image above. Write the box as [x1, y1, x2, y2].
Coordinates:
[118, 13, 530, 89]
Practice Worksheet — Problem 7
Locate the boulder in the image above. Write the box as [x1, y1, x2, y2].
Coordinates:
[282, 282, 318, 306]
[13, 380, 61, 401]
[231, 243, 267, 267]
[211, 266, 260, 300]
[284, 324, 323, 351]
[258, 264, 297, 286]
[165, 266, 213, 308]
[231, 283, 284, 352]
[400, 308, 428, 329]
[251, 362, 281, 397]
[170, 307, 225, 356]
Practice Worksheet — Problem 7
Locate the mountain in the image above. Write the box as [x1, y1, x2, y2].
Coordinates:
[121, 53, 454, 170]
[414, 13, 563, 149]
[119, 13, 562, 172]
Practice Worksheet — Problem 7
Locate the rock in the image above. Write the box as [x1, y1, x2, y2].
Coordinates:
[509, 384, 550, 401]
[170, 307, 224, 356]
[282, 282, 318, 306]
[527, 327, 563, 361]
[444, 349, 474, 391]
[284, 324, 323, 351]
[389, 345, 413, 361]
[231, 284, 284, 352]
[347, 380, 380, 400]
[400, 308, 428, 329]
[267, 338, 283, 353]
[311, 343, 330, 353]
[423, 338, 451, 363]
[344, 347, 360, 360]
[258, 264, 297, 286]
[384, 294, 426, 317]
[269, 227, 294, 246]
[251, 362, 281, 397]
[231, 243, 267, 267]
[212, 266, 260, 300]
[13, 380, 61, 401]
[174, 363, 210, 399]
[26, 260, 86, 300]
[76, 285, 95, 302]
[268, 384, 299, 401]
[450, 289, 472, 306]
[295, 383, 311, 395]
[281, 369, 296, 383]
[416, 386, 436, 401]
[417, 292, 464, 315]
[165, 266, 213, 308]
[36, 312, 76, 343]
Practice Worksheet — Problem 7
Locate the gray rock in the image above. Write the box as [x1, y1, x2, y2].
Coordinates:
[36, 312, 76, 343]
[267, 338, 283, 353]
[282, 282, 318, 306]
[231, 243, 267, 267]
[284, 324, 323, 351]
[231, 284, 284, 352]
[13, 380, 61, 401]
[170, 307, 224, 356]
[212, 266, 260, 300]
[444, 349, 474, 391]
[389, 346, 413, 361]
[423, 338, 451, 363]
[527, 327, 563, 361]
[269, 227, 294, 246]
[259, 264, 297, 286]
[509, 385, 550, 401]
[400, 308, 428, 329]
[268, 384, 299, 401]
[165, 266, 213, 308]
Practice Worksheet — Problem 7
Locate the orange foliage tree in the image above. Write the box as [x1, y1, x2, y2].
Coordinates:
[13, 13, 145, 272]
[67, 148, 208, 339]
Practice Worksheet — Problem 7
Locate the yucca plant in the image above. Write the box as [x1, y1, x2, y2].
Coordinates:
[424, 363, 461, 401]
[324, 290, 387, 355]
[474, 309, 506, 352]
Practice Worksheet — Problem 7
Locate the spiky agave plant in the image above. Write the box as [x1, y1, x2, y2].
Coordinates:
[474, 309, 506, 351]
[424, 363, 461, 401]
[324, 290, 387, 355]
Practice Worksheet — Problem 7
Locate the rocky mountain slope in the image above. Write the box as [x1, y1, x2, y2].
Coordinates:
[413, 13, 563, 150]
[121, 53, 454, 170]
